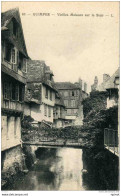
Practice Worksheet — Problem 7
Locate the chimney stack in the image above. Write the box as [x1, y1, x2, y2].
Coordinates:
[78, 78, 82, 90]
[94, 76, 98, 85]
[103, 74, 110, 83]
[84, 82, 87, 93]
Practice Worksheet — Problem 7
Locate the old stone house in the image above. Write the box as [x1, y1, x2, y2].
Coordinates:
[104, 68, 119, 156]
[93, 68, 119, 108]
[1, 8, 29, 172]
[105, 68, 119, 109]
[53, 92, 66, 128]
[55, 80, 88, 126]
[92, 68, 119, 156]
[24, 60, 57, 127]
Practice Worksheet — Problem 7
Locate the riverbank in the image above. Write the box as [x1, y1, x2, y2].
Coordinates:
[83, 148, 119, 190]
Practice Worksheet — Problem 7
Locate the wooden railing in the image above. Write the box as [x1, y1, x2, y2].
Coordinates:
[3, 100, 23, 111]
[104, 128, 119, 156]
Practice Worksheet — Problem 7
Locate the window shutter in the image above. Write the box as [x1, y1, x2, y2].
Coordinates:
[11, 49, 15, 64]
[23, 58, 27, 72]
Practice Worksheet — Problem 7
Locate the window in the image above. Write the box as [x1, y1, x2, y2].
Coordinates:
[19, 85, 24, 102]
[72, 91, 74, 96]
[23, 58, 27, 73]
[15, 85, 19, 101]
[71, 100, 76, 107]
[50, 91, 52, 101]
[67, 109, 71, 115]
[64, 91, 68, 96]
[76, 90, 79, 96]
[11, 49, 16, 64]
[5, 43, 11, 62]
[48, 107, 51, 117]
[12, 83, 16, 100]
[44, 105, 47, 116]
[45, 88, 48, 99]
[64, 100, 68, 107]
[17, 51, 19, 65]
[13, 19, 18, 37]
[4, 82, 9, 99]
[71, 109, 74, 114]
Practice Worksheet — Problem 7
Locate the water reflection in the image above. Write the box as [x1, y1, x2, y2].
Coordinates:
[9, 147, 87, 190]
[4, 147, 118, 191]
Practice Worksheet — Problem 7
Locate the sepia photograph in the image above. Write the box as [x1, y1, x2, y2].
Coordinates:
[1, 1, 119, 192]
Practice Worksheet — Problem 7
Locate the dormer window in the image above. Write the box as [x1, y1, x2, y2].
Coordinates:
[4, 43, 11, 62]
[13, 18, 18, 38]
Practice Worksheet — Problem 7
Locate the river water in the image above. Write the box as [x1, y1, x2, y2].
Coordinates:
[5, 147, 118, 191]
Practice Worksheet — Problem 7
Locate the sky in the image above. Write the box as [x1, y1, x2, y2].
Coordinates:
[2, 2, 119, 92]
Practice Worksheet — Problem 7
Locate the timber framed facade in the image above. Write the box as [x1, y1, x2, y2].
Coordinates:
[1, 8, 29, 170]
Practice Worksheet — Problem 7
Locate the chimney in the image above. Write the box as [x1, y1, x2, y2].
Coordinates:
[78, 78, 82, 90]
[103, 74, 110, 83]
[94, 76, 98, 85]
[84, 82, 87, 93]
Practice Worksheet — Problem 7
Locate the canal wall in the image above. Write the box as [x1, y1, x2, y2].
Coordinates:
[1, 145, 27, 189]
[83, 148, 119, 190]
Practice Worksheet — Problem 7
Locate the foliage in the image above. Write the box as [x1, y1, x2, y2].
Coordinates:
[81, 90, 118, 148]
[82, 90, 108, 118]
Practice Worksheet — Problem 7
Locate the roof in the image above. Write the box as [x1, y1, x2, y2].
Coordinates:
[1, 8, 29, 58]
[105, 67, 120, 90]
[55, 91, 65, 107]
[26, 60, 57, 92]
[55, 82, 80, 90]
[97, 67, 120, 91]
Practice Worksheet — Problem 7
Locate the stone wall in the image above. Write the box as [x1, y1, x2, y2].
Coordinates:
[2, 145, 25, 172]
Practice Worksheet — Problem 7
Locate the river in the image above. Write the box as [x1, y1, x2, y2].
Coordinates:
[4, 147, 118, 191]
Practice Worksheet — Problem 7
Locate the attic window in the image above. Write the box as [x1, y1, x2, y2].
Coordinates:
[5, 43, 11, 62]
[13, 19, 18, 37]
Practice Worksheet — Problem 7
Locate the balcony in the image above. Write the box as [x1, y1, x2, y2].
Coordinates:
[2, 99, 23, 113]
[2, 60, 26, 84]
[104, 128, 119, 157]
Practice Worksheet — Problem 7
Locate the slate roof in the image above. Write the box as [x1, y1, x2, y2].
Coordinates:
[97, 67, 120, 92]
[1, 8, 29, 58]
[105, 67, 120, 89]
[55, 82, 80, 90]
[26, 60, 57, 92]
[55, 91, 65, 107]
[97, 82, 107, 92]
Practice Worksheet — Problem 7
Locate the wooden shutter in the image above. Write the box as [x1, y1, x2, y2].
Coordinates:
[23, 58, 27, 73]
[11, 49, 15, 64]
